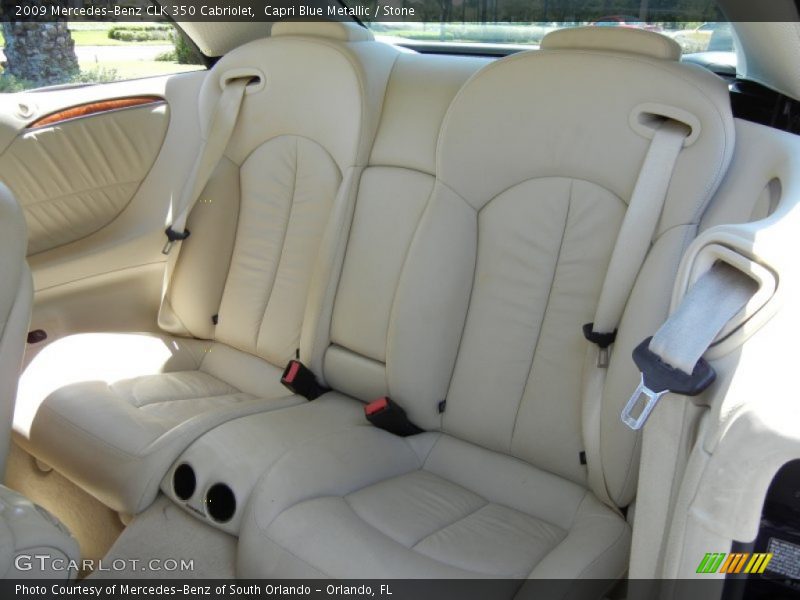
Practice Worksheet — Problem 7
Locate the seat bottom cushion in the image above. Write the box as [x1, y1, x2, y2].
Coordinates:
[14, 332, 304, 514]
[238, 427, 630, 584]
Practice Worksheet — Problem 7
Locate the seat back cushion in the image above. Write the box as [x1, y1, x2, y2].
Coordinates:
[162, 27, 398, 370]
[429, 29, 734, 504]
[320, 54, 488, 428]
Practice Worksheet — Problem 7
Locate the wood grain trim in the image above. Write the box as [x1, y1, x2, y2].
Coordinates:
[29, 96, 165, 128]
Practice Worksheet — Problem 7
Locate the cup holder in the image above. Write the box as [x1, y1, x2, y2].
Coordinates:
[205, 483, 236, 523]
[172, 464, 196, 501]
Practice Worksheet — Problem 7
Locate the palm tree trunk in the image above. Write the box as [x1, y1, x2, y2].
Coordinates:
[2, 20, 79, 86]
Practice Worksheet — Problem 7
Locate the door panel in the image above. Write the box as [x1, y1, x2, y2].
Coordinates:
[0, 70, 207, 347]
[0, 102, 169, 255]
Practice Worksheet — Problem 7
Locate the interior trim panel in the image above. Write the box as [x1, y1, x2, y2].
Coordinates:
[28, 96, 166, 129]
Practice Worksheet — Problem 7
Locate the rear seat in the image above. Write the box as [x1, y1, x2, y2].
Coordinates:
[13, 21, 401, 514]
[14, 23, 737, 581]
[157, 51, 489, 531]
[235, 28, 734, 581]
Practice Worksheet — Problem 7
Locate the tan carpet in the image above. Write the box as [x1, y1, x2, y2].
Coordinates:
[89, 495, 236, 579]
[4, 441, 125, 576]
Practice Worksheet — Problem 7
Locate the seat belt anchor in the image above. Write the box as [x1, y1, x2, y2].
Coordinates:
[162, 226, 191, 255]
[621, 337, 716, 431]
[583, 323, 617, 368]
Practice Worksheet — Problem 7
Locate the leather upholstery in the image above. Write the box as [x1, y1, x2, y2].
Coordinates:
[271, 21, 374, 42]
[0, 104, 169, 255]
[237, 28, 733, 581]
[0, 184, 31, 475]
[541, 26, 682, 60]
[434, 36, 734, 504]
[13, 26, 738, 582]
[158, 53, 488, 531]
[14, 30, 402, 514]
[239, 428, 629, 582]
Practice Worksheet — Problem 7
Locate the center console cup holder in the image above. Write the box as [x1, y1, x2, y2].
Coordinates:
[172, 464, 196, 501]
[205, 483, 236, 523]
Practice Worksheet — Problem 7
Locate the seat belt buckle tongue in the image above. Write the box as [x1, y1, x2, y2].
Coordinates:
[280, 360, 327, 401]
[162, 226, 191, 255]
[364, 397, 423, 437]
[621, 337, 716, 431]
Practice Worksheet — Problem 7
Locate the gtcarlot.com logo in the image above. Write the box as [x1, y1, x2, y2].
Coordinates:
[14, 554, 195, 573]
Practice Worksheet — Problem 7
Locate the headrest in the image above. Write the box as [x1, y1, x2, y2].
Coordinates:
[541, 26, 681, 61]
[437, 35, 733, 227]
[271, 20, 373, 42]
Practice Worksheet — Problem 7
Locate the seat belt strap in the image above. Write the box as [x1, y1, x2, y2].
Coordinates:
[157, 77, 250, 334]
[585, 119, 691, 363]
[621, 261, 758, 431]
[162, 77, 250, 255]
[627, 262, 758, 578]
[582, 119, 689, 507]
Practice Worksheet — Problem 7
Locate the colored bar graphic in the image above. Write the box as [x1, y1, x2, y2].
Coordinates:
[696, 552, 774, 575]
[696, 553, 714, 574]
[719, 554, 737, 574]
[710, 553, 726, 573]
[733, 553, 750, 573]
[744, 553, 774, 574]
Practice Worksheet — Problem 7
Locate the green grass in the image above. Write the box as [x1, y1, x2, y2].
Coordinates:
[0, 24, 171, 48]
[71, 29, 170, 46]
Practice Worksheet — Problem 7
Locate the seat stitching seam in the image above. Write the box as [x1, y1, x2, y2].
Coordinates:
[574, 520, 630, 580]
[436, 185, 478, 433]
[419, 432, 444, 467]
[475, 176, 624, 213]
[408, 500, 564, 577]
[509, 179, 573, 450]
[384, 175, 437, 375]
[132, 391, 252, 408]
[338, 495, 500, 576]
[200, 155, 241, 347]
[34, 404, 145, 458]
[261, 529, 335, 578]
[212, 157, 246, 345]
[437, 50, 731, 224]
[253, 136, 299, 352]
[569, 492, 591, 530]
[407, 499, 489, 549]
[21, 180, 142, 209]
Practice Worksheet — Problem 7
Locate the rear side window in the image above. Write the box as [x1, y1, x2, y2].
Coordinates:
[368, 21, 734, 55]
[0, 22, 205, 93]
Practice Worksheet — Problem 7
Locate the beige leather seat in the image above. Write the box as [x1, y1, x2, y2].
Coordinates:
[13, 22, 401, 514]
[0, 183, 33, 475]
[157, 52, 489, 530]
[236, 28, 734, 583]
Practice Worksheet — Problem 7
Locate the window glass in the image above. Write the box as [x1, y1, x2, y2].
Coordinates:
[0, 22, 205, 93]
[368, 21, 734, 55]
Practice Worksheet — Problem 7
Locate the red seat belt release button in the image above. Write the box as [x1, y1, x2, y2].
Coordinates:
[282, 360, 301, 385]
[280, 360, 328, 401]
[364, 396, 422, 437]
[364, 397, 389, 417]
